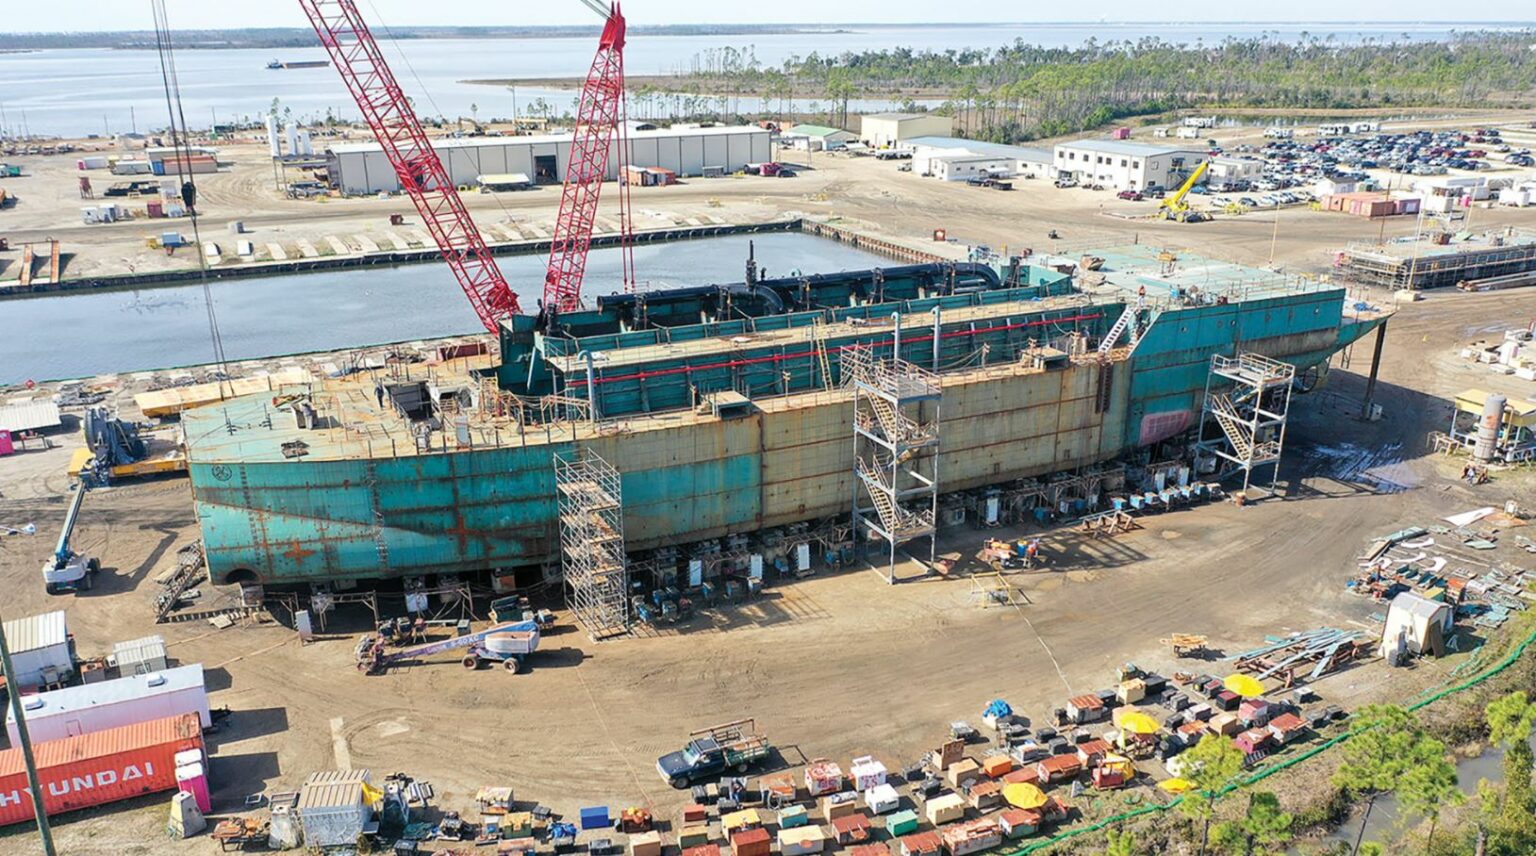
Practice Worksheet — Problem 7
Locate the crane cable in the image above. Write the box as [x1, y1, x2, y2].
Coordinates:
[151, 0, 229, 377]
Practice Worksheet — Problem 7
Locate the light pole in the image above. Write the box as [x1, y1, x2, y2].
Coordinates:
[0, 612, 58, 855]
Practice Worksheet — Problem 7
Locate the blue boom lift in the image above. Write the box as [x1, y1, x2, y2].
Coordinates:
[42, 484, 98, 594]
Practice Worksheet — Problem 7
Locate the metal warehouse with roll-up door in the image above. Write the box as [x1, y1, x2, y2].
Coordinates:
[325, 125, 772, 195]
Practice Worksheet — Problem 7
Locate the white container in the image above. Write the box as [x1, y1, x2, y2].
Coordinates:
[2, 611, 72, 690]
[114, 635, 169, 675]
[298, 770, 373, 848]
[6, 663, 211, 744]
[864, 783, 899, 815]
[849, 755, 887, 791]
[778, 825, 826, 856]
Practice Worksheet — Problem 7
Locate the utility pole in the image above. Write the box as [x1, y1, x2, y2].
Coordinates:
[0, 613, 58, 855]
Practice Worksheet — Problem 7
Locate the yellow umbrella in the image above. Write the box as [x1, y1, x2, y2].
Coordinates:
[1223, 673, 1265, 698]
[1158, 778, 1194, 794]
[1117, 711, 1161, 735]
[1002, 782, 1047, 810]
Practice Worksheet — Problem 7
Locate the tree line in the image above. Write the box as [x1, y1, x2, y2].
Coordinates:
[666, 31, 1536, 142]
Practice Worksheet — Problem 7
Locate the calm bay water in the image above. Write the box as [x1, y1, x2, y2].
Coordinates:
[0, 22, 1526, 138]
[0, 233, 887, 382]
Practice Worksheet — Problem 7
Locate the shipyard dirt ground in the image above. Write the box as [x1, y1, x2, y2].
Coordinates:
[2, 286, 1535, 853]
[4, 107, 1536, 285]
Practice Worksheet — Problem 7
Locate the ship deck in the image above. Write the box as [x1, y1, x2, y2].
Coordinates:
[544, 291, 1099, 374]
[183, 343, 1134, 465]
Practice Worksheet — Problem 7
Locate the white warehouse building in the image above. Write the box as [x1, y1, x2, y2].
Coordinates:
[859, 113, 954, 149]
[1053, 140, 1209, 191]
[906, 136, 1053, 181]
[326, 125, 772, 195]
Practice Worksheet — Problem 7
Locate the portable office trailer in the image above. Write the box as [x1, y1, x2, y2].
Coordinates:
[1, 611, 72, 690]
[6, 663, 210, 744]
[298, 769, 374, 848]
[112, 635, 169, 675]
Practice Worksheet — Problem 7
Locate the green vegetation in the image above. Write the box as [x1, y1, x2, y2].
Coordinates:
[1210, 791, 1294, 855]
[1332, 705, 1455, 856]
[1477, 691, 1536, 856]
[1103, 827, 1139, 856]
[669, 31, 1536, 141]
[1179, 736, 1247, 855]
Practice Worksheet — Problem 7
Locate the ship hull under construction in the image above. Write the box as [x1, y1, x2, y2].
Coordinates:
[184, 247, 1387, 587]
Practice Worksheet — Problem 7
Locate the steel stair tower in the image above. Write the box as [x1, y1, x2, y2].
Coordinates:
[1195, 352, 1296, 497]
[847, 344, 942, 584]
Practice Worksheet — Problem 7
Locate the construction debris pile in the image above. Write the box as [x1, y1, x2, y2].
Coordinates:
[1352, 512, 1533, 631]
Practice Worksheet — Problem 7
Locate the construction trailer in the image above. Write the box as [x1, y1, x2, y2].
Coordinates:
[6, 663, 211, 743]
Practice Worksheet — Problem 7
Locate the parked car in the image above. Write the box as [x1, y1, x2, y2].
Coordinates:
[1054, 178, 1078, 188]
[1116, 189, 1143, 201]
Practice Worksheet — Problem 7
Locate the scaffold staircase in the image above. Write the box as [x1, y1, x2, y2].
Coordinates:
[813, 320, 834, 391]
[1196, 352, 1296, 497]
[1205, 392, 1254, 460]
[554, 449, 629, 639]
[849, 344, 942, 583]
[1098, 304, 1139, 353]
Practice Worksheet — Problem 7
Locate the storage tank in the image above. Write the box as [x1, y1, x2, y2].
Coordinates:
[266, 114, 281, 158]
[0, 713, 204, 827]
[285, 122, 299, 156]
[1473, 393, 1506, 462]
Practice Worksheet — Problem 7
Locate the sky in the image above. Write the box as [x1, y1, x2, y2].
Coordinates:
[0, 1, 1529, 30]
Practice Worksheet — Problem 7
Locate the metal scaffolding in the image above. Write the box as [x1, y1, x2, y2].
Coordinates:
[554, 449, 629, 639]
[1196, 352, 1296, 497]
[847, 345, 942, 584]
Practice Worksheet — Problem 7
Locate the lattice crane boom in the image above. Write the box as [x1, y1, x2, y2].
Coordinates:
[543, 2, 635, 313]
[298, 0, 520, 332]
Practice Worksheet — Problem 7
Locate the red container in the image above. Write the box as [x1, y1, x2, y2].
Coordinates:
[0, 713, 204, 826]
[732, 827, 771, 856]
[0, 430, 12, 456]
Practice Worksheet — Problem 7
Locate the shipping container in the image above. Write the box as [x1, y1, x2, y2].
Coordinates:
[113, 635, 169, 676]
[7, 663, 210, 744]
[0, 713, 203, 827]
[1, 611, 72, 690]
[297, 769, 373, 848]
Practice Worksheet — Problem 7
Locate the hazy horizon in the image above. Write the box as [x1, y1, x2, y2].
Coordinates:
[0, 2, 1531, 33]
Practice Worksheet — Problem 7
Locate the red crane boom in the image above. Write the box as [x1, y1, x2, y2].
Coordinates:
[297, 0, 520, 332]
[543, 3, 635, 313]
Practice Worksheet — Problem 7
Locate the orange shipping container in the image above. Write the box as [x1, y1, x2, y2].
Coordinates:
[0, 713, 203, 827]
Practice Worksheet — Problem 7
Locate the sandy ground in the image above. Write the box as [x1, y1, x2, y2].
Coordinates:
[3, 108, 1536, 285]
[1, 108, 1536, 853]
[1, 280, 1535, 853]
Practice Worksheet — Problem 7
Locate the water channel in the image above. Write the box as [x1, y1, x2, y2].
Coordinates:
[0, 232, 888, 382]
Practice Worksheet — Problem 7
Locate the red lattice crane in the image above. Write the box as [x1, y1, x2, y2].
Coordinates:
[543, 1, 635, 313]
[297, 0, 521, 332]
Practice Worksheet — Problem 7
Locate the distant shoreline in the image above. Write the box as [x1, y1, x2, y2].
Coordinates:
[0, 22, 1528, 51]
[0, 26, 853, 52]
